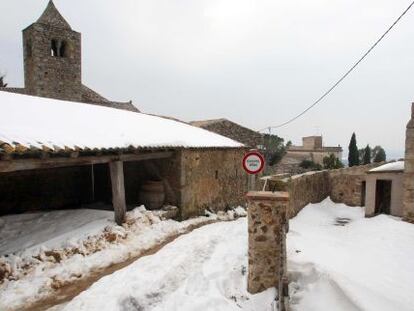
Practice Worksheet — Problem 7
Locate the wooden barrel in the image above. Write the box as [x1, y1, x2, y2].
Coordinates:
[139, 180, 165, 210]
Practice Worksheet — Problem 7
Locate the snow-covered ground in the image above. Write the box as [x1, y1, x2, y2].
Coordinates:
[0, 206, 245, 310]
[54, 198, 414, 311]
[59, 219, 275, 311]
[2, 199, 414, 311]
[288, 199, 414, 311]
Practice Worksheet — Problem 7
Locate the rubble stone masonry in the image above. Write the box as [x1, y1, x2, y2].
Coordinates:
[247, 191, 288, 294]
[403, 103, 414, 222]
[178, 148, 248, 219]
[262, 163, 383, 219]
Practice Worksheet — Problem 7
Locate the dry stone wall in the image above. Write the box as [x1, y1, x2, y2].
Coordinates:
[287, 171, 330, 218]
[262, 163, 383, 219]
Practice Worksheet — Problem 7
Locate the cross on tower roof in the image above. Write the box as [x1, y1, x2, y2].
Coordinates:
[36, 0, 72, 30]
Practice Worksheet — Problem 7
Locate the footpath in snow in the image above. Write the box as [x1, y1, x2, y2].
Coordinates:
[0, 205, 246, 311]
[55, 219, 276, 311]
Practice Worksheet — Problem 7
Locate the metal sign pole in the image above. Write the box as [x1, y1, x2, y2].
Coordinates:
[248, 174, 256, 191]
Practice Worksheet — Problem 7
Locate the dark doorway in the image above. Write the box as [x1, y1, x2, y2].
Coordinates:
[375, 180, 392, 214]
[361, 181, 366, 207]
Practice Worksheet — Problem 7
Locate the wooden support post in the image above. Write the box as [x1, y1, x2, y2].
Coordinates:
[109, 161, 126, 225]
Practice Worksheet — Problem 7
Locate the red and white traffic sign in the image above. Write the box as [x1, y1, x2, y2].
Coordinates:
[242, 151, 265, 175]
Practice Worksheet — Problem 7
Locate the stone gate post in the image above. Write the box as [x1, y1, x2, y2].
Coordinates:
[246, 191, 289, 296]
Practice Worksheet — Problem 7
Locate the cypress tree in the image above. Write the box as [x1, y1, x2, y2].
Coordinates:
[348, 133, 359, 167]
[363, 145, 371, 165]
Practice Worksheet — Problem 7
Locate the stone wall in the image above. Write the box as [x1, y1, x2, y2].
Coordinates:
[287, 171, 331, 218]
[178, 148, 248, 219]
[329, 163, 381, 206]
[403, 103, 414, 222]
[262, 163, 383, 219]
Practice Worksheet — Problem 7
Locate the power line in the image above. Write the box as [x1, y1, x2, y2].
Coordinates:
[259, 0, 414, 132]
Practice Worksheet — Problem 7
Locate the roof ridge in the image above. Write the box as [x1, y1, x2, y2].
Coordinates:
[36, 0, 72, 30]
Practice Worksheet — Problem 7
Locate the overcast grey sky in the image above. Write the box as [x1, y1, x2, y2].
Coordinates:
[1, 0, 414, 158]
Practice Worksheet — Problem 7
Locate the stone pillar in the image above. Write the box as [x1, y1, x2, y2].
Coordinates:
[247, 191, 289, 294]
[403, 103, 414, 222]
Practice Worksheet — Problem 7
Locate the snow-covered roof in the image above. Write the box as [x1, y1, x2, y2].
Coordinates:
[369, 161, 404, 173]
[0, 91, 244, 154]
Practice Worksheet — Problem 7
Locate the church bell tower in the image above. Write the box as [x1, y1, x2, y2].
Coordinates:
[22, 0, 82, 101]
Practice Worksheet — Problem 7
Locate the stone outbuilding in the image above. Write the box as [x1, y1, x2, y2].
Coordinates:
[0, 0, 138, 112]
[0, 91, 247, 223]
[365, 161, 404, 217]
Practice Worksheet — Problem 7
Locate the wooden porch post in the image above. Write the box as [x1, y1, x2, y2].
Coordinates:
[109, 161, 126, 225]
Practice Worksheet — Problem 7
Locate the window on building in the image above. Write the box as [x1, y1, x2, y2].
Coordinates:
[50, 39, 68, 57]
[51, 39, 58, 57]
[59, 41, 67, 57]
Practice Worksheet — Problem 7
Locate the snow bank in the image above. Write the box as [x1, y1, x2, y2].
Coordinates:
[369, 160, 404, 172]
[288, 198, 414, 311]
[0, 91, 243, 151]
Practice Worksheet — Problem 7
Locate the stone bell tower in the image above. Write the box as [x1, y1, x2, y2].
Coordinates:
[22, 0, 82, 101]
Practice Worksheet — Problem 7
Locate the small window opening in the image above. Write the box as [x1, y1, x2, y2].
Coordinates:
[59, 41, 66, 57]
[215, 170, 219, 180]
[51, 39, 58, 57]
[51, 39, 67, 57]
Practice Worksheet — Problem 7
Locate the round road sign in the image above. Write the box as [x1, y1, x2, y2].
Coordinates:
[242, 151, 265, 175]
